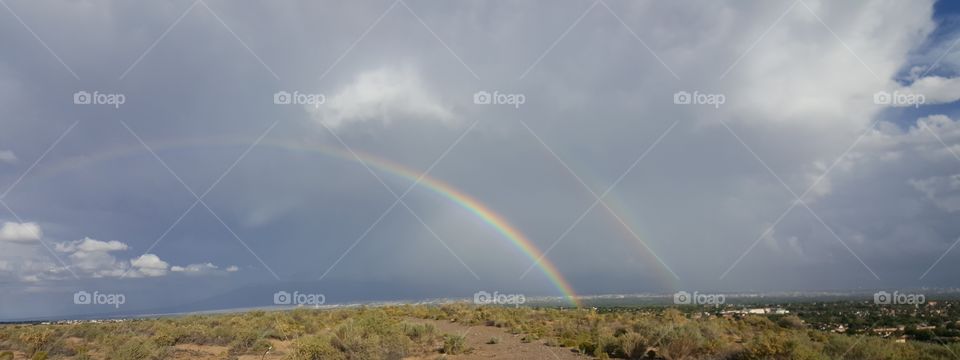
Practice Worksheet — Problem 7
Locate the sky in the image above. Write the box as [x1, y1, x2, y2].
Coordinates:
[3, 0, 960, 319]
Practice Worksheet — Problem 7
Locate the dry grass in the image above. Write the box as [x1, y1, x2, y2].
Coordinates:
[1, 305, 958, 359]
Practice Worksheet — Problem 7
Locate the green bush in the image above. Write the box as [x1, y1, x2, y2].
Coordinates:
[616, 333, 647, 359]
[658, 324, 707, 360]
[18, 328, 55, 355]
[109, 337, 158, 360]
[324, 313, 417, 359]
[739, 332, 790, 360]
[287, 335, 343, 360]
[227, 329, 262, 354]
[5, 304, 960, 360]
[402, 322, 437, 344]
[442, 334, 468, 355]
[329, 321, 381, 357]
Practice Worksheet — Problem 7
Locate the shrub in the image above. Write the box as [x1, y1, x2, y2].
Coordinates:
[229, 337, 273, 355]
[402, 323, 437, 344]
[287, 335, 343, 360]
[742, 333, 783, 359]
[442, 334, 468, 355]
[18, 328, 55, 355]
[329, 321, 380, 357]
[273, 318, 307, 339]
[152, 328, 179, 347]
[109, 337, 158, 360]
[8, 304, 960, 360]
[617, 333, 648, 359]
[380, 331, 414, 359]
[326, 313, 416, 359]
[659, 324, 706, 360]
[597, 335, 624, 358]
[578, 339, 598, 355]
[227, 330, 261, 354]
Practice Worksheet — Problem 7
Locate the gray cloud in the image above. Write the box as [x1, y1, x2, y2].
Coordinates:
[2, 0, 960, 319]
[0, 150, 16, 164]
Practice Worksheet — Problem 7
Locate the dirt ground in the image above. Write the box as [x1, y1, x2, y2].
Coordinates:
[404, 318, 587, 360]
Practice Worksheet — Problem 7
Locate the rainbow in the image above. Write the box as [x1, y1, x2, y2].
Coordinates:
[32, 136, 583, 306]
[600, 195, 680, 289]
[315, 144, 582, 307]
[545, 151, 682, 291]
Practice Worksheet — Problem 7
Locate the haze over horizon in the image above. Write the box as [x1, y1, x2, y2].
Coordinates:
[4, 0, 960, 320]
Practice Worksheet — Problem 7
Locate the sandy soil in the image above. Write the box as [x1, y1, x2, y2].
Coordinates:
[404, 318, 588, 360]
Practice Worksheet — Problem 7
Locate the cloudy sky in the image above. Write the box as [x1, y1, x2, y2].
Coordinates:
[3, 0, 960, 319]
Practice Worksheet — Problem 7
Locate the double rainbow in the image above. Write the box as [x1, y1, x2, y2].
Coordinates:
[32, 136, 583, 306]
[317, 144, 582, 307]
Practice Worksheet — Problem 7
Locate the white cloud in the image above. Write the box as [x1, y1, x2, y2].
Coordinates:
[309, 66, 455, 128]
[57, 237, 129, 277]
[56, 237, 128, 253]
[0, 222, 41, 242]
[2, 0, 960, 295]
[702, 0, 933, 132]
[893, 75, 960, 106]
[171, 262, 237, 276]
[765, 114, 960, 262]
[0, 231, 233, 280]
[910, 174, 960, 212]
[171, 262, 215, 273]
[0, 150, 16, 164]
[857, 115, 960, 162]
[129, 254, 170, 277]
